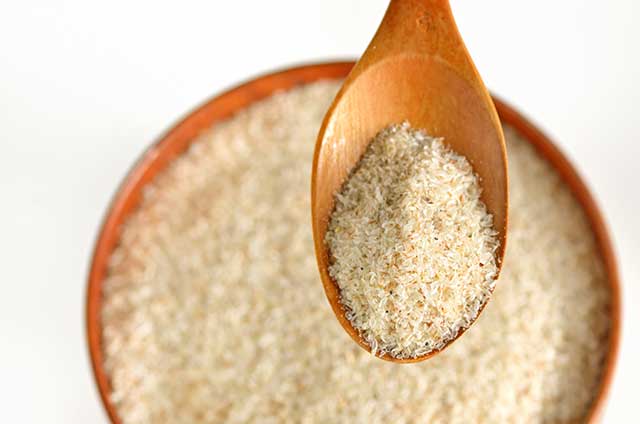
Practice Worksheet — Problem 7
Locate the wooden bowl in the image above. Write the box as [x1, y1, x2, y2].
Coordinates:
[86, 61, 620, 423]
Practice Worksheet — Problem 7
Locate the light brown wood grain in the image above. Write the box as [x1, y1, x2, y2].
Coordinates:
[311, 0, 508, 363]
[87, 61, 619, 424]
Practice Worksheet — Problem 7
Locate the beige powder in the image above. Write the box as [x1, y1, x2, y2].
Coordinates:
[102, 81, 610, 423]
[326, 123, 499, 358]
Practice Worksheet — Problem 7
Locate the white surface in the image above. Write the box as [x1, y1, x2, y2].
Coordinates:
[0, 1, 637, 422]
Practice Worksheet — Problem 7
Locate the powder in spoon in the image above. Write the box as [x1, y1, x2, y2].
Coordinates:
[325, 122, 500, 359]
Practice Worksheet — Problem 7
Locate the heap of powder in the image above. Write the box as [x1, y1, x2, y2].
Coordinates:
[101, 81, 610, 423]
[325, 123, 500, 358]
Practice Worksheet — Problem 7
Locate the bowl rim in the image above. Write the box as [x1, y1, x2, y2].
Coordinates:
[86, 60, 620, 424]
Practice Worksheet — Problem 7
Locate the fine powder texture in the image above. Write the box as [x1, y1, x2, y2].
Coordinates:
[101, 82, 611, 423]
[326, 123, 499, 358]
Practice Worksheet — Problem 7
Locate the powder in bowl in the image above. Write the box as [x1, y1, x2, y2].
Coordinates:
[101, 81, 610, 423]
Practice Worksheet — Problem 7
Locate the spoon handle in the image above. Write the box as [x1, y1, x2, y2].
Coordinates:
[354, 0, 478, 89]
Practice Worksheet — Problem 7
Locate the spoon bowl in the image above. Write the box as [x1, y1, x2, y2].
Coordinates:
[311, 0, 508, 362]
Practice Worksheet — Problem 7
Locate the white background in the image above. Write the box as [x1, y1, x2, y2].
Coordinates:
[1, 0, 638, 422]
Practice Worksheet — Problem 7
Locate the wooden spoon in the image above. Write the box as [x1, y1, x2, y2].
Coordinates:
[311, 0, 508, 363]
